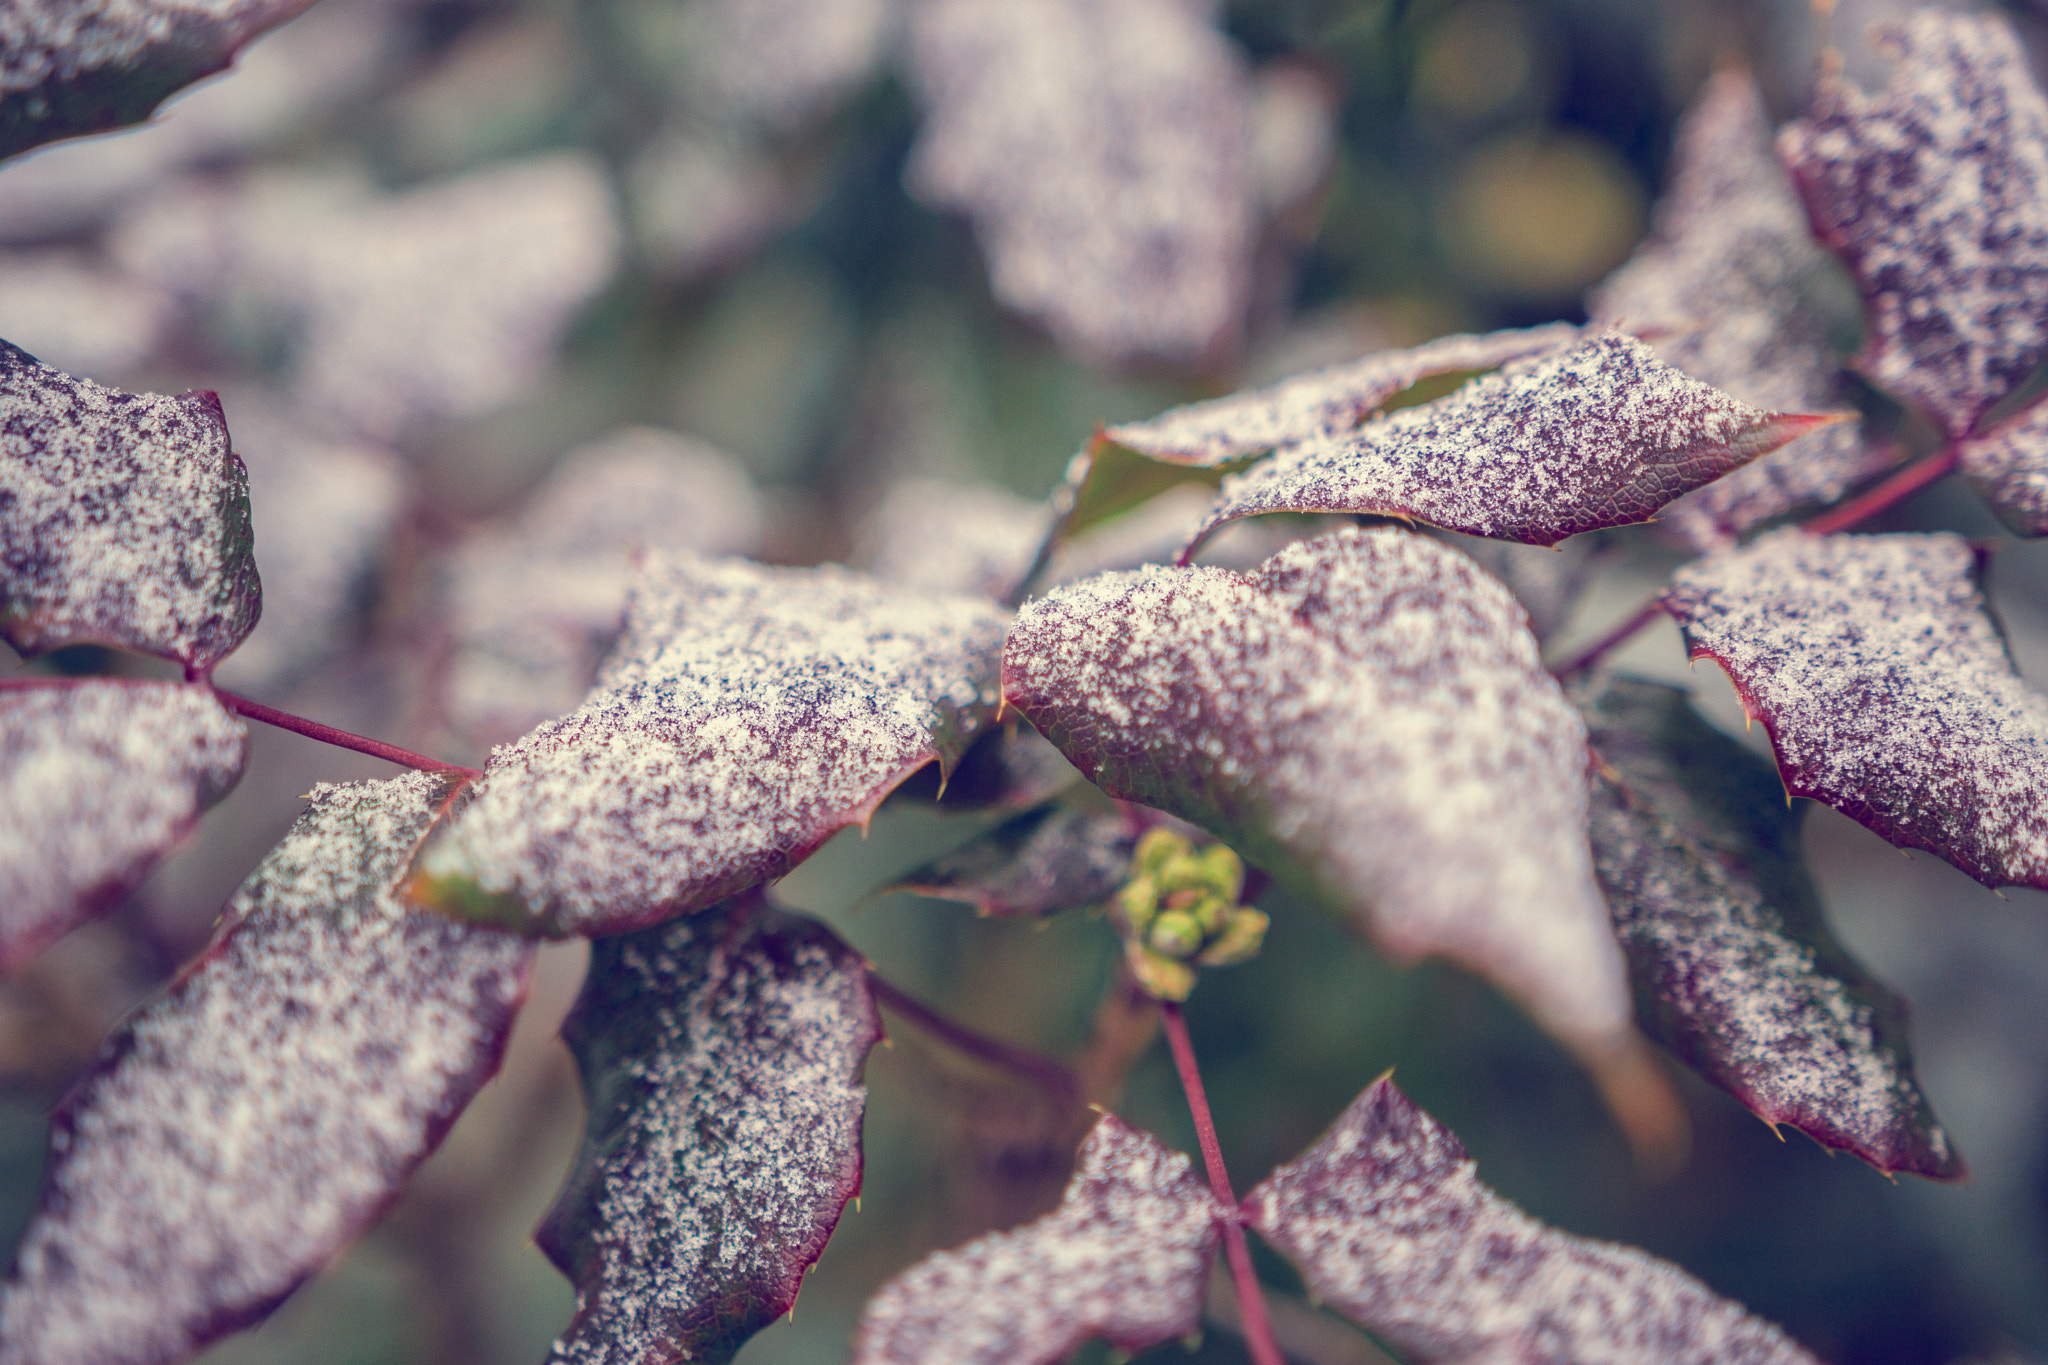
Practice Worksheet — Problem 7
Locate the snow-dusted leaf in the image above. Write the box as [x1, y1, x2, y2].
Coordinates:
[1590, 68, 1886, 547]
[1103, 323, 1578, 467]
[904, 0, 1254, 366]
[410, 553, 1009, 935]
[855, 478, 1052, 602]
[1578, 674, 1962, 1179]
[539, 896, 878, 1365]
[1186, 334, 1842, 552]
[852, 1114, 1226, 1365]
[675, 0, 891, 130]
[892, 805, 1133, 919]
[1663, 529, 2048, 892]
[0, 680, 244, 971]
[1957, 398, 2048, 536]
[1243, 1077, 1819, 1365]
[1779, 11, 2048, 439]
[0, 341, 260, 670]
[1003, 527, 1634, 1066]
[0, 772, 533, 1365]
[0, 0, 315, 160]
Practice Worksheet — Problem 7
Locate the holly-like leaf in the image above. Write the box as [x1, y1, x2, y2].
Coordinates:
[1004, 527, 1635, 1068]
[852, 1113, 1227, 1365]
[1578, 674, 1962, 1179]
[0, 340, 260, 671]
[1243, 1077, 1819, 1364]
[0, 680, 245, 971]
[1184, 334, 1841, 553]
[409, 552, 1010, 935]
[539, 896, 878, 1365]
[1957, 398, 2048, 536]
[1779, 10, 2048, 439]
[1102, 322, 1579, 467]
[1662, 529, 2048, 892]
[0, 772, 533, 1365]
[1590, 68, 1886, 548]
[0, 0, 315, 161]
[903, 0, 1254, 366]
[891, 805, 1134, 919]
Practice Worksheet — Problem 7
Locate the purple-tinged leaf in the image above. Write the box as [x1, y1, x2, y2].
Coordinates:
[903, 0, 1254, 367]
[852, 1114, 1227, 1365]
[855, 478, 1052, 602]
[892, 805, 1135, 919]
[1103, 323, 1579, 467]
[410, 553, 1009, 935]
[1590, 68, 1886, 548]
[1003, 527, 1635, 1068]
[0, 680, 244, 972]
[0, 340, 260, 671]
[539, 897, 878, 1365]
[1779, 11, 2048, 439]
[0, 771, 533, 1365]
[1244, 1077, 1819, 1364]
[1578, 674, 1962, 1179]
[1186, 334, 1842, 552]
[1663, 529, 2048, 892]
[1957, 398, 2048, 536]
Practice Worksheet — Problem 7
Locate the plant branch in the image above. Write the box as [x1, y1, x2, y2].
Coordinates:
[1160, 1002, 1286, 1365]
[1549, 598, 1668, 680]
[210, 687, 481, 778]
[1802, 444, 1961, 536]
[865, 970, 1081, 1102]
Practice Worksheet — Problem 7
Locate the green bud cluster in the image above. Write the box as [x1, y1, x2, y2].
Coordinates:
[1111, 827, 1269, 1001]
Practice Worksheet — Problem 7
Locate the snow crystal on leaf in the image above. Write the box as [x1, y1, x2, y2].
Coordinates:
[852, 1114, 1226, 1365]
[0, 771, 533, 1365]
[0, 680, 244, 971]
[1244, 1077, 1818, 1364]
[855, 478, 1052, 602]
[0, 341, 260, 670]
[1958, 398, 2048, 536]
[1663, 529, 2048, 892]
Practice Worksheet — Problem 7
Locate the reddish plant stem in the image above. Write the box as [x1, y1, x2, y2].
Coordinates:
[1549, 598, 1668, 680]
[211, 686, 481, 778]
[865, 970, 1081, 1102]
[1801, 444, 1961, 536]
[1160, 1002, 1286, 1365]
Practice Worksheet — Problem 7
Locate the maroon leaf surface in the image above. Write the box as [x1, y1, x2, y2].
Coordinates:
[0, 772, 533, 1365]
[1185, 334, 1840, 552]
[539, 896, 878, 1365]
[1245, 1077, 1819, 1364]
[1578, 674, 1962, 1179]
[0, 680, 245, 971]
[1663, 529, 2048, 892]
[852, 1113, 1226, 1365]
[409, 552, 1010, 935]
[1957, 398, 2048, 536]
[1779, 10, 2048, 439]
[891, 805, 1134, 919]
[0, 340, 260, 671]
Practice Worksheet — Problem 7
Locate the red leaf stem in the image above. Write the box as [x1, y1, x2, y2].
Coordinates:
[210, 686, 481, 778]
[865, 970, 1081, 1101]
[1801, 445, 1961, 536]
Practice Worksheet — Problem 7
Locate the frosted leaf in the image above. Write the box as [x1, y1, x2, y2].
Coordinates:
[0, 680, 244, 971]
[0, 0, 314, 159]
[0, 341, 260, 670]
[1578, 674, 1961, 1179]
[411, 552, 1010, 935]
[1187, 334, 1841, 552]
[851, 1114, 1227, 1365]
[1003, 527, 1634, 1061]
[0, 772, 534, 1365]
[891, 805, 1134, 919]
[540, 898, 878, 1365]
[676, 0, 892, 130]
[903, 0, 1255, 367]
[1590, 68, 1886, 547]
[0, 250, 172, 377]
[1957, 398, 2048, 536]
[1663, 529, 2048, 892]
[1103, 323, 1579, 467]
[1779, 11, 2048, 438]
[1243, 1077, 1819, 1365]
[855, 478, 1052, 602]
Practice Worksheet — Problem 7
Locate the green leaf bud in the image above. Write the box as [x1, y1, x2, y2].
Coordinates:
[1125, 941, 1197, 1002]
[1197, 907, 1270, 966]
[1148, 910, 1204, 957]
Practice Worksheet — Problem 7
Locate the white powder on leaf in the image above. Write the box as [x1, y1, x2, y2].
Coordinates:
[1957, 397, 2048, 536]
[1244, 1077, 1819, 1364]
[854, 477, 1052, 602]
[0, 772, 533, 1365]
[852, 1114, 1226, 1365]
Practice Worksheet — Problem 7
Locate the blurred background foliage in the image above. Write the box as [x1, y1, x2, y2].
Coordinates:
[1, 0, 2046, 1361]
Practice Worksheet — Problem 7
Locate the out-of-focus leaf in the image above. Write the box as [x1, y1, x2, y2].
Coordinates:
[903, 0, 1254, 367]
[0, 772, 533, 1365]
[851, 1114, 1226, 1365]
[1578, 674, 1963, 1179]
[892, 805, 1133, 918]
[1103, 323, 1578, 467]
[1243, 1076, 1820, 1365]
[539, 896, 878, 1365]
[1441, 530, 1602, 646]
[410, 553, 1009, 935]
[1779, 11, 2048, 439]
[1663, 529, 2048, 892]
[0, 341, 260, 671]
[1957, 398, 2048, 536]
[1186, 334, 1842, 552]
[0, 250, 173, 376]
[0, 680, 245, 971]
[1590, 68, 1886, 548]
[855, 478, 1052, 602]
[676, 0, 891, 130]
